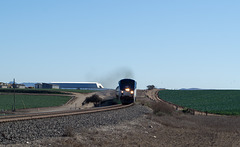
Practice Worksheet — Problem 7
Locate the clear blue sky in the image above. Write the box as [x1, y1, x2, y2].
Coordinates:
[1, 0, 240, 89]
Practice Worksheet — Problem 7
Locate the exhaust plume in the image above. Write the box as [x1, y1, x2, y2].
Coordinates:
[85, 67, 134, 89]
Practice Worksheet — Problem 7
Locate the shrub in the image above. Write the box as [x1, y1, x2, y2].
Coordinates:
[63, 126, 75, 137]
[150, 102, 174, 116]
[147, 85, 156, 90]
[82, 94, 103, 105]
[182, 107, 195, 115]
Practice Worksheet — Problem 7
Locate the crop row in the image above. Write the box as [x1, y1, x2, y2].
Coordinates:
[158, 90, 240, 115]
[0, 95, 71, 111]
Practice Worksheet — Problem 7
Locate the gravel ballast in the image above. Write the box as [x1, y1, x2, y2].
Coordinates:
[0, 105, 151, 145]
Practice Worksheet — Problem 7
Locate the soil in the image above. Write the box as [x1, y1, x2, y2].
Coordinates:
[3, 90, 240, 147]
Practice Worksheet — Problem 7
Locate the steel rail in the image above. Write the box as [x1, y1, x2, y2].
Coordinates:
[0, 103, 134, 123]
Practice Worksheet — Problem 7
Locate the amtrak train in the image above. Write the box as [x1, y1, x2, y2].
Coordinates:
[116, 79, 137, 104]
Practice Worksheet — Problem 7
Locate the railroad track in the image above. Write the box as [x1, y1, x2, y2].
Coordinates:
[0, 104, 133, 123]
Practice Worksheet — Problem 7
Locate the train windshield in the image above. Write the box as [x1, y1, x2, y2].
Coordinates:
[119, 79, 136, 90]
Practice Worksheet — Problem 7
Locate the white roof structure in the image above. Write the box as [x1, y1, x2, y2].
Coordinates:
[51, 82, 104, 89]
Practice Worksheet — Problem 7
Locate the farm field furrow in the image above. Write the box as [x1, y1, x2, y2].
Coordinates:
[158, 90, 240, 115]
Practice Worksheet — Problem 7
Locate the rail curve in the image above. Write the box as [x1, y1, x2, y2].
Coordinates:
[0, 103, 133, 123]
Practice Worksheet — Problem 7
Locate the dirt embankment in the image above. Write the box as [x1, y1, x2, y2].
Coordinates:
[142, 89, 219, 116]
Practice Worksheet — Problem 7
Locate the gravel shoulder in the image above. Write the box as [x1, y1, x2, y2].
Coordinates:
[4, 108, 240, 147]
[0, 104, 151, 145]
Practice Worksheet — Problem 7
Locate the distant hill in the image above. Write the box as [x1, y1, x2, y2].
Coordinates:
[180, 88, 217, 90]
[7, 81, 36, 87]
[180, 88, 202, 90]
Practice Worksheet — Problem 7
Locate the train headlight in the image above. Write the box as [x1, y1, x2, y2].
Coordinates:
[125, 88, 130, 92]
[130, 91, 134, 94]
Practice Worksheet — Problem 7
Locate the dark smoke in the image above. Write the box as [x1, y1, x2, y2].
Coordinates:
[85, 67, 134, 89]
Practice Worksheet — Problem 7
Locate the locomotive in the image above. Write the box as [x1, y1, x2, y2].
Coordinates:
[116, 79, 137, 104]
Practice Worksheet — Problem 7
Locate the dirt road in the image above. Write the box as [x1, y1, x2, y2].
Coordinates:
[16, 90, 116, 114]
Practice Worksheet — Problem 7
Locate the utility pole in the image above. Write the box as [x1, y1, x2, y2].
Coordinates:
[13, 78, 16, 112]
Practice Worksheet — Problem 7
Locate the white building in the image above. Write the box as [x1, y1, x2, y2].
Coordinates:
[35, 83, 59, 89]
[0, 82, 8, 89]
[51, 82, 104, 89]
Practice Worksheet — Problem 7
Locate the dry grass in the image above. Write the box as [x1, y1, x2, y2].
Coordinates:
[33, 113, 240, 147]
[150, 102, 175, 116]
[136, 97, 175, 116]
[40, 137, 84, 147]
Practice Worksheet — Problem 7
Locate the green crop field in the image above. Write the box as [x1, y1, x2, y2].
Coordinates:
[0, 89, 95, 94]
[158, 90, 240, 115]
[0, 95, 71, 111]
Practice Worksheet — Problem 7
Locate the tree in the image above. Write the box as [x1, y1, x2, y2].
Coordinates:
[147, 85, 155, 90]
